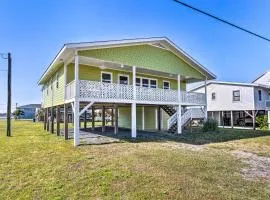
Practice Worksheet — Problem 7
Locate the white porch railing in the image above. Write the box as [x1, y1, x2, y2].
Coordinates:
[65, 80, 206, 105]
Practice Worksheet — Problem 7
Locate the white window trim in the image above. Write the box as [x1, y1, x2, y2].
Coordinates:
[136, 76, 158, 88]
[258, 89, 262, 101]
[211, 92, 216, 100]
[163, 80, 170, 89]
[118, 74, 129, 85]
[101, 71, 113, 83]
[232, 90, 241, 102]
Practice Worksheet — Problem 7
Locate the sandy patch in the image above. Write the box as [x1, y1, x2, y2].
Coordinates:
[161, 142, 205, 151]
[232, 150, 270, 180]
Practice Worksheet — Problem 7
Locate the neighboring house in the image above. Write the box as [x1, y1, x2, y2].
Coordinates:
[190, 80, 270, 129]
[17, 104, 41, 119]
[38, 37, 215, 146]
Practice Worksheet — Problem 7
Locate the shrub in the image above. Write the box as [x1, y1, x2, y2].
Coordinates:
[256, 115, 268, 130]
[202, 119, 218, 132]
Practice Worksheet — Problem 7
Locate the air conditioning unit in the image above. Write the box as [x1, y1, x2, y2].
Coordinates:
[265, 100, 270, 110]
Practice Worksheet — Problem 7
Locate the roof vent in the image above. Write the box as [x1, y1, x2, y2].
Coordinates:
[152, 43, 167, 49]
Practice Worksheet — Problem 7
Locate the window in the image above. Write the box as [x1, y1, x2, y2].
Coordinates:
[233, 90, 240, 101]
[258, 90, 262, 101]
[136, 77, 158, 88]
[163, 81, 170, 89]
[119, 75, 129, 85]
[142, 78, 149, 87]
[56, 73, 59, 89]
[101, 72, 112, 83]
[50, 79, 53, 90]
[150, 80, 157, 88]
[46, 85, 48, 95]
[211, 92, 216, 100]
[136, 78, 141, 86]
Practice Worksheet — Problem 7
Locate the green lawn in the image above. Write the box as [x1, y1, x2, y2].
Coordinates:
[0, 121, 270, 199]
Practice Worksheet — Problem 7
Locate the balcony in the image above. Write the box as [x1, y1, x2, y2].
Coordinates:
[65, 80, 206, 105]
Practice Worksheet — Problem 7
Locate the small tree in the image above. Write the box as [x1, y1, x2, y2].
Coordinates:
[256, 115, 268, 130]
[35, 108, 44, 121]
[12, 109, 24, 120]
[202, 119, 218, 132]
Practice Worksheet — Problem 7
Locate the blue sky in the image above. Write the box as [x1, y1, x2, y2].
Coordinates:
[0, 0, 270, 110]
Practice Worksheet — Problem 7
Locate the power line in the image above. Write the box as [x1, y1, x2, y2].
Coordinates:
[173, 0, 270, 42]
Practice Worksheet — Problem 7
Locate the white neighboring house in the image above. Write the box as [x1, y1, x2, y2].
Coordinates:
[190, 80, 270, 129]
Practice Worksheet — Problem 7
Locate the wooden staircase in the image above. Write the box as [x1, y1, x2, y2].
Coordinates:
[161, 105, 194, 133]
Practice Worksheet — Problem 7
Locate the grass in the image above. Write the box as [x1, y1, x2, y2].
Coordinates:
[0, 121, 270, 199]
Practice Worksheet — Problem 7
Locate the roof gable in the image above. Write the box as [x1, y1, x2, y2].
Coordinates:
[79, 44, 205, 80]
[38, 37, 216, 84]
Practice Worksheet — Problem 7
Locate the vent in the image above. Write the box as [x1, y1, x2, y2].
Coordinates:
[152, 43, 167, 49]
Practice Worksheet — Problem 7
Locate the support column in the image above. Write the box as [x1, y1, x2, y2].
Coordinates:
[204, 78, 208, 120]
[73, 53, 80, 146]
[44, 108, 47, 130]
[84, 111, 87, 129]
[142, 106, 145, 131]
[231, 111, 233, 129]
[222, 111, 224, 128]
[74, 100, 80, 146]
[56, 106, 60, 136]
[91, 106, 95, 131]
[218, 111, 221, 126]
[268, 111, 270, 130]
[64, 104, 68, 140]
[50, 107, 54, 134]
[131, 65, 137, 138]
[177, 74, 182, 134]
[157, 106, 161, 131]
[114, 105, 118, 134]
[46, 108, 49, 131]
[111, 108, 114, 127]
[102, 105, 105, 133]
[252, 110, 256, 131]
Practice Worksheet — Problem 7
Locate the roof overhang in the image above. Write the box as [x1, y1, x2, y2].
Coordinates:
[38, 37, 216, 85]
[189, 80, 270, 92]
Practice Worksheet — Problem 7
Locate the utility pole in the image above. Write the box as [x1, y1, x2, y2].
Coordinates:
[7, 53, 11, 137]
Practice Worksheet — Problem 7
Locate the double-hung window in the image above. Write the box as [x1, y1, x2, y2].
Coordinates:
[163, 81, 170, 89]
[258, 90, 262, 101]
[119, 75, 129, 85]
[150, 80, 157, 88]
[233, 90, 240, 101]
[212, 92, 216, 100]
[101, 72, 112, 83]
[142, 78, 149, 88]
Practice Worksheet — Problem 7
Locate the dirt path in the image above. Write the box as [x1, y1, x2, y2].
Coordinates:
[232, 150, 270, 180]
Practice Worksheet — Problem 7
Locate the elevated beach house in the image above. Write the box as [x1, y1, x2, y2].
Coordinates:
[190, 79, 270, 129]
[38, 37, 215, 146]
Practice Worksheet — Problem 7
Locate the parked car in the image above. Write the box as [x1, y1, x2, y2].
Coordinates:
[237, 116, 256, 126]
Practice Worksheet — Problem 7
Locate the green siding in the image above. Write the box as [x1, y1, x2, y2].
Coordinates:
[118, 106, 157, 130]
[79, 44, 205, 80]
[118, 107, 131, 128]
[144, 107, 156, 130]
[66, 64, 185, 90]
[42, 65, 65, 108]
[161, 110, 170, 130]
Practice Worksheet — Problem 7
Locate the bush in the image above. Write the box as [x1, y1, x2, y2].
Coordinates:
[256, 115, 268, 130]
[202, 119, 218, 132]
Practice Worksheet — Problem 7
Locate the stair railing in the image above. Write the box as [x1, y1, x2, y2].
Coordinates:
[167, 112, 177, 129]
[167, 109, 193, 130]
